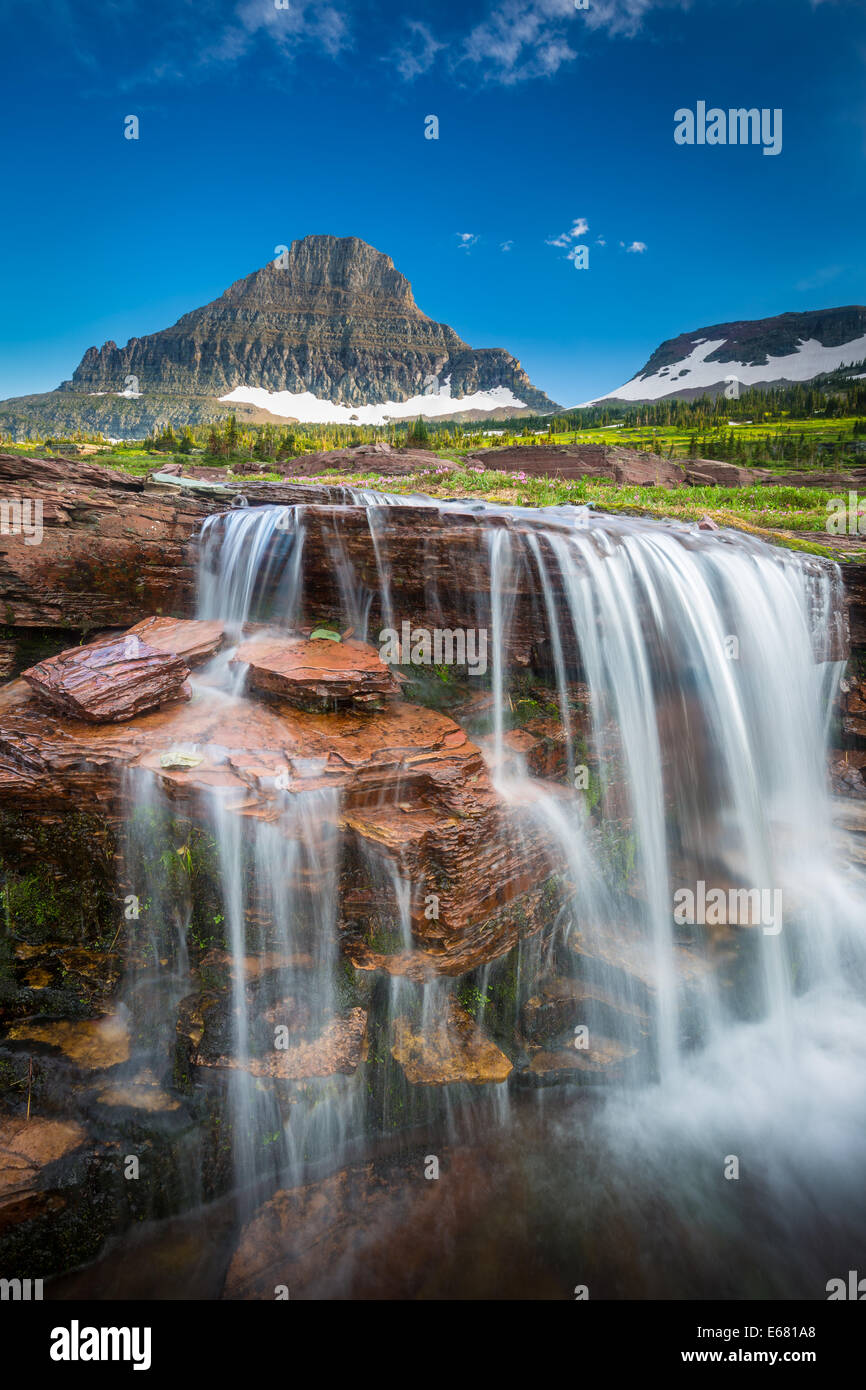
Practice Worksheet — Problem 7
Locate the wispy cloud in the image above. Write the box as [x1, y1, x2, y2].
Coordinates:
[60, 0, 356, 88]
[200, 0, 351, 71]
[456, 232, 480, 251]
[546, 217, 590, 248]
[501, 240, 515, 252]
[16, 0, 692, 91]
[389, 19, 444, 82]
[583, 0, 691, 40]
[456, 0, 690, 85]
[626, 240, 648, 253]
[459, 1, 578, 85]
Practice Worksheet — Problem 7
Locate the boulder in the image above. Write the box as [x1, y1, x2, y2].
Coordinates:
[232, 634, 399, 709]
[22, 633, 191, 722]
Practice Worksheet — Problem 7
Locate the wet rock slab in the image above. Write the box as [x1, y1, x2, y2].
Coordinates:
[232, 634, 399, 710]
[391, 998, 512, 1085]
[22, 633, 191, 723]
[201, 1009, 368, 1081]
[222, 1148, 531, 1300]
[0, 1117, 86, 1213]
[124, 615, 225, 666]
[7, 1017, 131, 1069]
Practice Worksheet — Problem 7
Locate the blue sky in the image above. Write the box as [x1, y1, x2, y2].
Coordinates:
[0, 0, 863, 407]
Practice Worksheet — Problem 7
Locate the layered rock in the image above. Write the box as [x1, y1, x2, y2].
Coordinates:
[0, 667, 559, 975]
[232, 635, 400, 710]
[22, 633, 191, 722]
[0, 1117, 86, 1228]
[198, 1009, 368, 1081]
[0, 452, 216, 631]
[126, 616, 225, 665]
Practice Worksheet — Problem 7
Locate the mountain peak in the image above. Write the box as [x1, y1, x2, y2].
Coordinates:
[67, 235, 558, 415]
[216, 236, 422, 317]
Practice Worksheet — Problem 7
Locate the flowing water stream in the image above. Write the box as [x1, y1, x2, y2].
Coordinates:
[110, 493, 866, 1297]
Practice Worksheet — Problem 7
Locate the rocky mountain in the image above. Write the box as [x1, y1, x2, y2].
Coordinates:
[46, 235, 556, 427]
[590, 306, 866, 403]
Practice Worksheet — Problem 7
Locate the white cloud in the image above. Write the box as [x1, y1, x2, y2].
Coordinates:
[546, 216, 590, 247]
[501, 240, 514, 252]
[457, 0, 690, 85]
[459, 1, 578, 85]
[36, 0, 692, 92]
[583, 0, 689, 39]
[390, 20, 444, 81]
[201, 1, 351, 67]
[595, 236, 607, 246]
[626, 240, 647, 253]
[456, 232, 480, 251]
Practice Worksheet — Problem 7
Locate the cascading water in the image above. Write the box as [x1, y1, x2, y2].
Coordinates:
[119, 488, 866, 1295]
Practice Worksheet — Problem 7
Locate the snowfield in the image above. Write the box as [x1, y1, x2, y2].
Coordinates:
[219, 377, 527, 425]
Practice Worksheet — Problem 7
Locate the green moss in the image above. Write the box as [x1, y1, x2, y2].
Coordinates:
[0, 811, 117, 945]
[364, 919, 405, 955]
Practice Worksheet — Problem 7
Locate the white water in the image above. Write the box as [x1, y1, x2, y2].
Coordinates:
[165, 488, 866, 1283]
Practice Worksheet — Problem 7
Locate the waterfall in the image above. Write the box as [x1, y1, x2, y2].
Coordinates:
[165, 491, 865, 1289]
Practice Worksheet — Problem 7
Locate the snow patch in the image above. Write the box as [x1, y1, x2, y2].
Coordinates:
[218, 379, 527, 425]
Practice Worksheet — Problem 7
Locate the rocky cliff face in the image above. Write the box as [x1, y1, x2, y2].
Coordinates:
[65, 236, 558, 412]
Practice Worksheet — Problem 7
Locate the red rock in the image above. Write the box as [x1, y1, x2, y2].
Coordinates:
[125, 615, 225, 665]
[0, 452, 216, 631]
[21, 634, 191, 723]
[232, 635, 399, 709]
[0, 456, 849, 674]
[0, 681, 562, 975]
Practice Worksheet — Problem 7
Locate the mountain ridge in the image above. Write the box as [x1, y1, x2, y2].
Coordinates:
[590, 305, 866, 404]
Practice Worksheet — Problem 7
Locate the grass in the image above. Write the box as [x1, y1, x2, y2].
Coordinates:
[5, 424, 865, 562]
